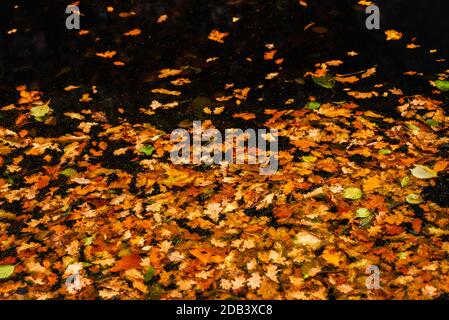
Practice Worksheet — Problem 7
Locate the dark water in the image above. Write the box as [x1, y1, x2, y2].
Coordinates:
[1, 0, 449, 133]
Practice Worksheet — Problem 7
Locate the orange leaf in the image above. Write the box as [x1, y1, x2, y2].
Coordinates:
[232, 113, 256, 120]
[96, 51, 117, 58]
[110, 254, 141, 272]
[36, 175, 51, 190]
[208, 29, 229, 43]
[434, 160, 449, 172]
[124, 28, 141, 36]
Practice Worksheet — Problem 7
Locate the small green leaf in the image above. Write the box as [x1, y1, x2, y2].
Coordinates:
[425, 119, 439, 127]
[82, 236, 95, 246]
[302, 155, 317, 163]
[407, 123, 420, 131]
[411, 165, 437, 179]
[0, 265, 15, 279]
[144, 267, 156, 283]
[400, 176, 410, 187]
[139, 145, 155, 156]
[406, 193, 423, 205]
[60, 168, 77, 177]
[355, 208, 371, 218]
[359, 215, 374, 228]
[305, 102, 321, 110]
[30, 103, 52, 121]
[434, 80, 449, 92]
[343, 187, 363, 200]
[397, 252, 407, 260]
[312, 75, 335, 89]
[379, 149, 392, 155]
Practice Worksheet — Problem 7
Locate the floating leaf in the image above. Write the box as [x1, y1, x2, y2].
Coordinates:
[434, 80, 449, 92]
[406, 193, 423, 205]
[312, 75, 335, 89]
[0, 265, 15, 279]
[355, 208, 371, 218]
[60, 168, 77, 177]
[411, 165, 437, 179]
[343, 187, 362, 200]
[305, 102, 321, 110]
[139, 145, 155, 156]
[30, 103, 52, 121]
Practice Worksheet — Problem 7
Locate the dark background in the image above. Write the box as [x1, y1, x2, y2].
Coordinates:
[0, 0, 448, 130]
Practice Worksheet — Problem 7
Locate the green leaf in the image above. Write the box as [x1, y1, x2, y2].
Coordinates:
[379, 149, 392, 155]
[302, 155, 317, 163]
[0, 265, 15, 279]
[305, 102, 321, 110]
[312, 75, 335, 89]
[406, 193, 423, 205]
[411, 165, 437, 179]
[343, 187, 362, 200]
[434, 80, 449, 92]
[400, 176, 410, 187]
[30, 103, 52, 121]
[407, 123, 420, 132]
[355, 208, 371, 218]
[144, 267, 156, 283]
[425, 119, 439, 127]
[139, 145, 155, 156]
[397, 252, 407, 260]
[60, 168, 77, 177]
[82, 236, 95, 246]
